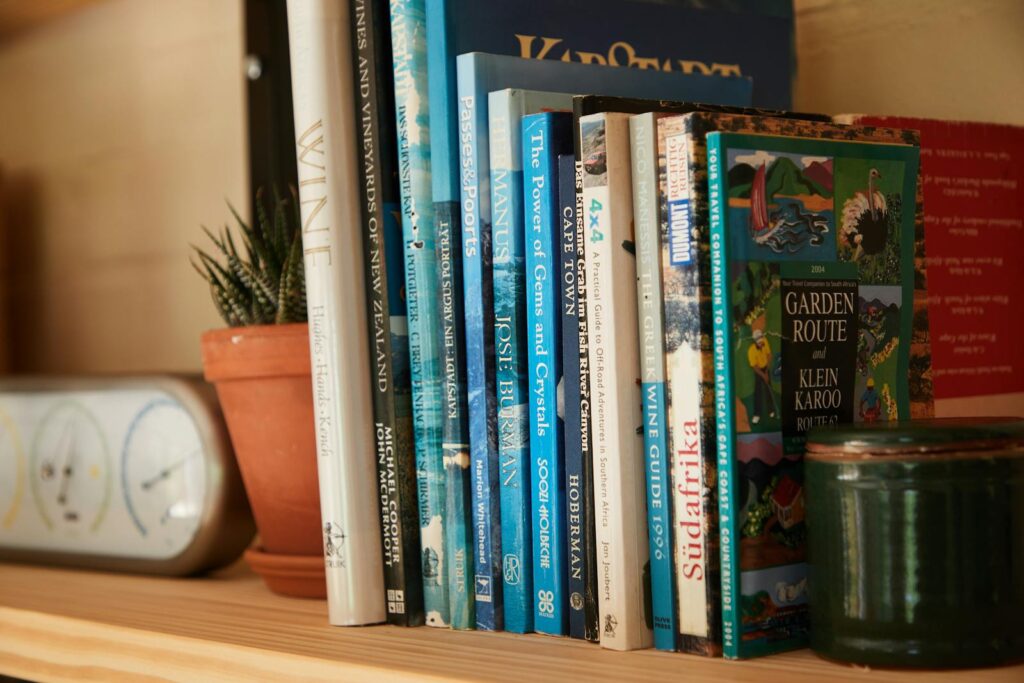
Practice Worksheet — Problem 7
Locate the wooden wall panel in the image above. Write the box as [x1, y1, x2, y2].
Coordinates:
[795, 0, 1024, 125]
[0, 0, 247, 373]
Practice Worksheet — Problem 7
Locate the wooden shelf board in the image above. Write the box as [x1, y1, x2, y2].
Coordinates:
[0, 562, 1020, 682]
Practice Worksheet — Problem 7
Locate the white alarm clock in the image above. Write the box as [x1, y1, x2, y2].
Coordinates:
[0, 376, 254, 574]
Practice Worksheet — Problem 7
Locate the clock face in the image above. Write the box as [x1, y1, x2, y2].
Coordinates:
[30, 401, 112, 534]
[0, 408, 27, 530]
[121, 398, 207, 553]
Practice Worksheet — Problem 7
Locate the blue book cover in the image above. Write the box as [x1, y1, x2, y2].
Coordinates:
[432, 0, 792, 108]
[523, 112, 573, 636]
[424, 0, 473, 629]
[707, 131, 921, 657]
[487, 89, 573, 634]
[457, 51, 751, 634]
[556, 152, 587, 640]
[389, 0, 449, 628]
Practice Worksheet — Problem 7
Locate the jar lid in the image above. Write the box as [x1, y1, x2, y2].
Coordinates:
[806, 418, 1024, 459]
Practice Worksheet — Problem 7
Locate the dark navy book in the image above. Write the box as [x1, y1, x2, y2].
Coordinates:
[442, 0, 792, 108]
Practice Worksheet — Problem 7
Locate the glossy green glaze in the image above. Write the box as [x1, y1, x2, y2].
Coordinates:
[806, 426, 1024, 668]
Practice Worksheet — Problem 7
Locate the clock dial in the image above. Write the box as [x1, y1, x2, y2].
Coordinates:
[31, 401, 112, 533]
[121, 398, 207, 552]
[0, 408, 27, 530]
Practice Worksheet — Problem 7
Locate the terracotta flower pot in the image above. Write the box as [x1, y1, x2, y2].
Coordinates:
[201, 322, 325, 598]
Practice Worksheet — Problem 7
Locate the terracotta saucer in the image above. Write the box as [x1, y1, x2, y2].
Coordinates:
[244, 546, 326, 599]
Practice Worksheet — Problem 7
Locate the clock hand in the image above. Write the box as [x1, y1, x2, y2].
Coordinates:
[55, 420, 78, 506]
[140, 449, 201, 491]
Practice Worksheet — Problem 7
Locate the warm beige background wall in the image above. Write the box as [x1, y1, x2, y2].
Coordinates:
[795, 0, 1024, 125]
[0, 0, 1021, 373]
[0, 0, 247, 373]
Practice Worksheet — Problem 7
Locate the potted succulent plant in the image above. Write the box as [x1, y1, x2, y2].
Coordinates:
[192, 188, 324, 598]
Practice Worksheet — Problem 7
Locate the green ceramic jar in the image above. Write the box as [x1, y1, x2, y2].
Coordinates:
[805, 420, 1024, 668]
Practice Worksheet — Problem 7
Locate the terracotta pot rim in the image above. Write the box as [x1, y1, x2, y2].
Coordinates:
[201, 322, 311, 382]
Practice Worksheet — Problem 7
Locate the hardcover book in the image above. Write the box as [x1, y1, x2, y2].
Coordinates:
[424, 0, 473, 629]
[458, 52, 752, 635]
[707, 129, 929, 658]
[580, 111, 653, 651]
[286, 0, 385, 626]
[557, 152, 588, 640]
[390, 0, 449, 627]
[522, 111, 573, 636]
[660, 111, 930, 656]
[836, 115, 1024, 418]
[350, 0, 423, 627]
[426, 0, 793, 108]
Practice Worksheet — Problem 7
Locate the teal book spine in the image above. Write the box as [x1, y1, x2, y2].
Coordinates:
[425, 0, 474, 631]
[490, 105, 534, 635]
[708, 129, 921, 658]
[522, 111, 572, 635]
[629, 112, 676, 651]
[389, 0, 449, 628]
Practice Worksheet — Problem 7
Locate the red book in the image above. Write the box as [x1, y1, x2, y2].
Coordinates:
[838, 116, 1024, 417]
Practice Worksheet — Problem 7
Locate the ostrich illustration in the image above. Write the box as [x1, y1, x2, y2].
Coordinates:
[841, 168, 888, 259]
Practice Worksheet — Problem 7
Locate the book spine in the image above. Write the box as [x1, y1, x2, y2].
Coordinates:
[628, 114, 676, 651]
[663, 116, 719, 656]
[425, 0, 473, 631]
[491, 99, 534, 636]
[389, 0, 449, 628]
[573, 110, 600, 643]
[523, 113, 570, 636]
[557, 153, 587, 641]
[706, 132, 739, 658]
[285, 0, 385, 626]
[457, 63, 503, 632]
[350, 0, 423, 626]
[581, 113, 653, 651]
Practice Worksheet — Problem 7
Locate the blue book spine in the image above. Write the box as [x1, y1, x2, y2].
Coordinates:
[455, 55, 503, 631]
[425, 0, 474, 631]
[389, 0, 449, 628]
[489, 103, 534, 636]
[523, 112, 573, 635]
[556, 152, 586, 640]
[629, 113, 676, 650]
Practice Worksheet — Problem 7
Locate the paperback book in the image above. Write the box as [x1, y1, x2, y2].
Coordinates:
[286, 0, 385, 626]
[580, 111, 653, 651]
[389, 0, 449, 627]
[350, 0, 423, 626]
[707, 129, 929, 658]
[522, 111, 573, 635]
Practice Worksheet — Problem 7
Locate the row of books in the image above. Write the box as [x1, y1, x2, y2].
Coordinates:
[284, 0, 1023, 660]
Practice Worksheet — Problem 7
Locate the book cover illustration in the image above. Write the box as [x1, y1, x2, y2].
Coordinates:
[523, 111, 573, 635]
[837, 115, 1024, 418]
[580, 112, 654, 651]
[424, 0, 473, 630]
[351, 0, 423, 626]
[557, 152, 589, 641]
[708, 131, 923, 658]
[457, 52, 751, 635]
[389, 0, 449, 628]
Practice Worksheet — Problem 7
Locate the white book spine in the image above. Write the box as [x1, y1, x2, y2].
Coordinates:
[580, 112, 653, 651]
[286, 0, 385, 626]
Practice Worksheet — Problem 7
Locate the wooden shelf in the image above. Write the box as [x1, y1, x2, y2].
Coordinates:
[0, 562, 1020, 682]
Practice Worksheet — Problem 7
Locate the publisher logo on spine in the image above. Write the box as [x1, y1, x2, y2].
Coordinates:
[666, 133, 693, 265]
[503, 554, 522, 585]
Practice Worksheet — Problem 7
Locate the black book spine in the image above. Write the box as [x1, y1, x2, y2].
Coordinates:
[350, 0, 424, 626]
[571, 100, 600, 642]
